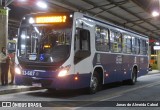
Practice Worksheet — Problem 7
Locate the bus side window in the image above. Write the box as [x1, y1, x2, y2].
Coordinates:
[95, 26, 109, 52]
[133, 38, 140, 54]
[132, 37, 135, 54]
[110, 30, 122, 53]
[138, 39, 140, 54]
[140, 39, 148, 55]
[123, 34, 132, 54]
[74, 28, 91, 64]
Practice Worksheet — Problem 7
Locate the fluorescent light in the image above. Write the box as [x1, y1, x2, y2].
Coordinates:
[21, 44, 26, 49]
[152, 11, 159, 17]
[26, 36, 30, 39]
[36, 1, 47, 9]
[21, 34, 25, 39]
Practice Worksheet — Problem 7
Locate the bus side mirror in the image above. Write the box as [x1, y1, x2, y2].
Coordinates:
[74, 50, 91, 64]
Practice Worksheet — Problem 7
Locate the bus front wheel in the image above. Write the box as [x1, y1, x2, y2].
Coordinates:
[88, 72, 99, 94]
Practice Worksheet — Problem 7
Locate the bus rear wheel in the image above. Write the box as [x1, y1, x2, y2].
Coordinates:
[129, 68, 137, 85]
[88, 72, 99, 94]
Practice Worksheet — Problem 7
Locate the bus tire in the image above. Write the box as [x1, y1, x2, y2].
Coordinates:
[88, 71, 99, 94]
[129, 68, 137, 85]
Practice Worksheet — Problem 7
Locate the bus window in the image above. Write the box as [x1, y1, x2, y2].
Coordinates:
[132, 37, 140, 54]
[74, 28, 91, 64]
[110, 30, 122, 53]
[123, 34, 132, 54]
[140, 39, 148, 55]
[95, 26, 109, 52]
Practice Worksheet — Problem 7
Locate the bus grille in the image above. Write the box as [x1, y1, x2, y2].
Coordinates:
[21, 64, 59, 71]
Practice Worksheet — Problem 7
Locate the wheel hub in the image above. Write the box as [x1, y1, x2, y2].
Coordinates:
[91, 77, 98, 90]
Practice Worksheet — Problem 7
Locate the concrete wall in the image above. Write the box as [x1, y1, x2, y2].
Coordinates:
[0, 8, 8, 50]
[0, 8, 9, 83]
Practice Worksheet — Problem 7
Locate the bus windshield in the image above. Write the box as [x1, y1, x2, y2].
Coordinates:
[18, 25, 72, 63]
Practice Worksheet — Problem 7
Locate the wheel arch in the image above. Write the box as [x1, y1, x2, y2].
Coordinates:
[130, 64, 138, 81]
[92, 65, 104, 85]
[131, 64, 138, 78]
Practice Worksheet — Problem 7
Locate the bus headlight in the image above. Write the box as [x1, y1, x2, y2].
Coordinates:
[15, 67, 21, 75]
[58, 69, 68, 77]
[57, 65, 71, 77]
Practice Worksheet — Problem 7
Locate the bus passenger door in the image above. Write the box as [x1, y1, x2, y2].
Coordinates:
[73, 18, 94, 88]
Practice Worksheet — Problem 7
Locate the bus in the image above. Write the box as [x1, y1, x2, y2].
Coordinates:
[15, 12, 149, 94]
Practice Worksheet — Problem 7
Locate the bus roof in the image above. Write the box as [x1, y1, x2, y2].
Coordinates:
[75, 12, 148, 39]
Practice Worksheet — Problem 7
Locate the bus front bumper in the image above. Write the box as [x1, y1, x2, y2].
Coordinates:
[15, 74, 91, 90]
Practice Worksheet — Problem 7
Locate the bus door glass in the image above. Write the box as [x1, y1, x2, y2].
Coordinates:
[74, 19, 91, 64]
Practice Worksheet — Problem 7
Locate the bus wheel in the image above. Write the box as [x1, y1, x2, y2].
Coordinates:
[88, 72, 99, 94]
[129, 68, 137, 85]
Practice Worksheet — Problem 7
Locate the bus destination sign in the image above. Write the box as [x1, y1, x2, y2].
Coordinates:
[35, 15, 67, 24]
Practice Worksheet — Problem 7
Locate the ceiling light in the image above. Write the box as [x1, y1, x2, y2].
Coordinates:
[70, 14, 73, 18]
[29, 17, 35, 24]
[36, 1, 47, 9]
[152, 11, 159, 17]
